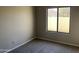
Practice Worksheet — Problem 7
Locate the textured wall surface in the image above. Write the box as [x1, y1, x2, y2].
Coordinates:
[0, 7, 34, 51]
[35, 6, 79, 46]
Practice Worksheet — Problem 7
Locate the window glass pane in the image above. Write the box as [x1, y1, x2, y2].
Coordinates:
[58, 7, 70, 33]
[48, 8, 57, 31]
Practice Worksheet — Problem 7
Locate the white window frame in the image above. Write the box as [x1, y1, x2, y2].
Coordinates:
[46, 7, 70, 33]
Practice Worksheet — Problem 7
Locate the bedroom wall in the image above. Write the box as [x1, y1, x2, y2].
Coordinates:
[0, 6, 34, 52]
[35, 6, 79, 47]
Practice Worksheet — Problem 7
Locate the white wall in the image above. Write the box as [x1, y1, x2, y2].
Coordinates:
[0, 7, 34, 52]
[35, 6, 79, 47]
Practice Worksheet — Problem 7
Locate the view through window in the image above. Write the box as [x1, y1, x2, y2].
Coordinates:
[48, 8, 57, 31]
[48, 7, 70, 33]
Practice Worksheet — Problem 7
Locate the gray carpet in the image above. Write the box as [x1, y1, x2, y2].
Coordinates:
[9, 39, 79, 53]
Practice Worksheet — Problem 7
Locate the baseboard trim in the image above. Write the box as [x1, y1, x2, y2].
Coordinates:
[5, 38, 34, 53]
[37, 36, 79, 47]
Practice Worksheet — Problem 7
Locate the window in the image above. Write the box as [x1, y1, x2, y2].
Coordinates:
[47, 7, 70, 33]
[48, 8, 57, 31]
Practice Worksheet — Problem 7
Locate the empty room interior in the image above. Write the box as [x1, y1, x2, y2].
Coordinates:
[0, 6, 79, 53]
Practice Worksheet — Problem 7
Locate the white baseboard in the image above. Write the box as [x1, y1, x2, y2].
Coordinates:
[37, 36, 79, 47]
[4, 38, 34, 53]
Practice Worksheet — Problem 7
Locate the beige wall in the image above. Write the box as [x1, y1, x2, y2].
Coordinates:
[35, 6, 79, 47]
[0, 7, 34, 51]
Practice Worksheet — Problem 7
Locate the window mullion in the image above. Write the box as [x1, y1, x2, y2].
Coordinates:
[57, 8, 59, 32]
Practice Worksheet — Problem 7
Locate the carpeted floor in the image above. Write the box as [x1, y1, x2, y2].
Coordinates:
[9, 39, 79, 53]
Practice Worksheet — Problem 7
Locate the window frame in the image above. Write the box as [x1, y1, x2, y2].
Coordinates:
[46, 8, 57, 33]
[46, 7, 71, 34]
